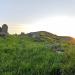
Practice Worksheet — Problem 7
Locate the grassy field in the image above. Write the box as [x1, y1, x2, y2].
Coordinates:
[0, 33, 75, 75]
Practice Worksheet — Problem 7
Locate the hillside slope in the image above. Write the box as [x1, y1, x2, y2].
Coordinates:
[27, 31, 75, 44]
[0, 31, 75, 75]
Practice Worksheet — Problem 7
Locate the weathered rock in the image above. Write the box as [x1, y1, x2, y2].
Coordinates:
[28, 32, 41, 41]
[0, 27, 2, 32]
[46, 43, 64, 52]
[0, 24, 8, 36]
[2, 24, 8, 33]
[51, 43, 64, 52]
[0, 32, 8, 36]
[20, 32, 25, 36]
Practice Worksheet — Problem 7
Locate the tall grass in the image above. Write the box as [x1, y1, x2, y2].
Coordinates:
[0, 35, 75, 75]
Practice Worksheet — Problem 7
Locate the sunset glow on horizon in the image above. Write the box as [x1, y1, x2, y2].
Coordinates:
[6, 15, 75, 37]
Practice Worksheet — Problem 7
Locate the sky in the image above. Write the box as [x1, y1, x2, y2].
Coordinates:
[0, 0, 75, 37]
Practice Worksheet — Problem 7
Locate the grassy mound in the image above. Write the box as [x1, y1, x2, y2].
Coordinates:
[0, 33, 75, 75]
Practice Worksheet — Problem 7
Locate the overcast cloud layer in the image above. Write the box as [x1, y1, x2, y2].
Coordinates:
[0, 0, 75, 37]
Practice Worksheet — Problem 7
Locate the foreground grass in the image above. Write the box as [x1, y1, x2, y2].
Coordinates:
[0, 35, 75, 75]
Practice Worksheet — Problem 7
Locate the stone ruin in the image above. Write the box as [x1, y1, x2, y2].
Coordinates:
[28, 32, 40, 38]
[0, 24, 8, 36]
[28, 32, 42, 41]
[20, 32, 25, 36]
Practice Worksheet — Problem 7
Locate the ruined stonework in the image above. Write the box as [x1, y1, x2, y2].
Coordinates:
[0, 24, 8, 36]
[28, 32, 42, 41]
[20, 32, 25, 36]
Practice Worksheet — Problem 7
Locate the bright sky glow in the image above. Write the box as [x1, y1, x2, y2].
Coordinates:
[9, 16, 75, 37]
[0, 0, 75, 37]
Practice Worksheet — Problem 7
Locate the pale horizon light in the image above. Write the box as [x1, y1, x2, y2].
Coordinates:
[0, 0, 75, 37]
[7, 15, 75, 37]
